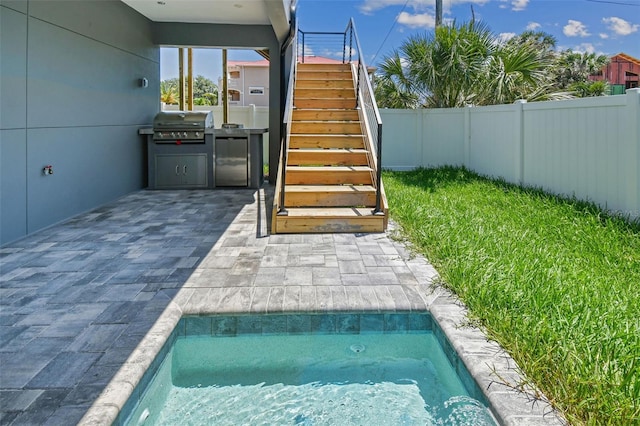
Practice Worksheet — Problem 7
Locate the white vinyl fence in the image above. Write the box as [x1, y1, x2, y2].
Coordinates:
[381, 89, 640, 219]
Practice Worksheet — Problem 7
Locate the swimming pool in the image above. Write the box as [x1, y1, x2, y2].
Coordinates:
[117, 313, 497, 425]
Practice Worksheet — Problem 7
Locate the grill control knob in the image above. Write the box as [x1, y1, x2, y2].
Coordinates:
[171, 132, 176, 138]
[182, 132, 188, 138]
[195, 132, 200, 138]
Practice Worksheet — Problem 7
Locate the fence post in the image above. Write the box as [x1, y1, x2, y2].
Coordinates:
[514, 99, 527, 185]
[627, 88, 640, 219]
[464, 105, 472, 168]
[418, 109, 424, 168]
[248, 104, 256, 128]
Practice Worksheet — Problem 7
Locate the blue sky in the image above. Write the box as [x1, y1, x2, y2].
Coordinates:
[161, 0, 640, 82]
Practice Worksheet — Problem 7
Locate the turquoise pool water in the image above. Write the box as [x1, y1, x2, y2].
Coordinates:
[121, 314, 497, 426]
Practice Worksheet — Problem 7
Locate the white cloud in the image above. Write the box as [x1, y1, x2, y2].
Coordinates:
[563, 20, 590, 37]
[498, 32, 517, 43]
[526, 22, 541, 31]
[301, 45, 314, 57]
[602, 17, 639, 36]
[397, 11, 436, 29]
[599, 33, 609, 39]
[574, 43, 596, 54]
[498, 0, 527, 11]
[359, 0, 414, 15]
[511, 0, 528, 11]
[359, 0, 488, 15]
[319, 46, 356, 61]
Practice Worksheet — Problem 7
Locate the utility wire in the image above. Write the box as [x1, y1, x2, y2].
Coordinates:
[585, 0, 639, 5]
[371, 0, 410, 64]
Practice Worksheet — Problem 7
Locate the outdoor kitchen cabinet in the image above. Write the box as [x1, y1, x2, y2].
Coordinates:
[140, 119, 266, 190]
[145, 137, 215, 190]
[155, 154, 208, 188]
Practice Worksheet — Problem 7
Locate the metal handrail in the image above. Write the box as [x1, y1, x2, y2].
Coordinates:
[277, 1, 298, 216]
[296, 18, 384, 215]
[346, 18, 384, 214]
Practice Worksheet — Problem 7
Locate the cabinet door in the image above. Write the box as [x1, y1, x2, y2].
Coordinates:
[215, 138, 248, 186]
[181, 154, 208, 187]
[155, 155, 183, 188]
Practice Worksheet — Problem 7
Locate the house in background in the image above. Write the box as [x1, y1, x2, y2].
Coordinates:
[221, 59, 271, 107]
[590, 52, 640, 95]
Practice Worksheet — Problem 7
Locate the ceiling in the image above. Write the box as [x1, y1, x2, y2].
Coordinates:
[122, 0, 292, 43]
[122, 0, 274, 25]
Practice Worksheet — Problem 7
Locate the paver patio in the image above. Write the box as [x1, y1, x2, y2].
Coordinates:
[0, 187, 564, 425]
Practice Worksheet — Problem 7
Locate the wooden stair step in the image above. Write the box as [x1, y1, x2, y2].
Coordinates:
[295, 88, 354, 99]
[296, 79, 354, 89]
[274, 207, 385, 233]
[292, 109, 359, 121]
[287, 148, 368, 166]
[295, 98, 357, 109]
[285, 166, 373, 185]
[297, 63, 351, 71]
[291, 121, 361, 134]
[296, 72, 352, 81]
[289, 134, 365, 149]
[283, 185, 376, 207]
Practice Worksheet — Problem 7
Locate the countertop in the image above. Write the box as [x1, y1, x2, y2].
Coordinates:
[139, 128, 268, 135]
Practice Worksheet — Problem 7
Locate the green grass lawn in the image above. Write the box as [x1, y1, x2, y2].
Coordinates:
[383, 167, 640, 425]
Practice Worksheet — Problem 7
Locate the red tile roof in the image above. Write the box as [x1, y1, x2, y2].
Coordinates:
[296, 56, 345, 64]
[611, 53, 640, 67]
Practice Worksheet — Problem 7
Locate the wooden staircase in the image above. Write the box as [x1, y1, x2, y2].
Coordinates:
[272, 62, 388, 233]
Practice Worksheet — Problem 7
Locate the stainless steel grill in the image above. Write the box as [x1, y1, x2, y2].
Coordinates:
[152, 111, 213, 142]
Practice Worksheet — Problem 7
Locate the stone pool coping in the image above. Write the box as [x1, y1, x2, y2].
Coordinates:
[80, 293, 565, 426]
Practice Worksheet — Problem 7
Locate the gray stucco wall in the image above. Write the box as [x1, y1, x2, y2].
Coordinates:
[152, 22, 282, 184]
[0, 0, 159, 245]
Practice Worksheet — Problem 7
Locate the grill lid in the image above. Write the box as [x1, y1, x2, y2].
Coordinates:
[153, 111, 213, 130]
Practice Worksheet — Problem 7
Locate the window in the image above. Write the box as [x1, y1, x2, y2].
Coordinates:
[229, 90, 240, 101]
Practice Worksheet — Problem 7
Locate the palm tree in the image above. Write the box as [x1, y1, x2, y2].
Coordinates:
[374, 21, 558, 108]
[373, 53, 421, 108]
[160, 80, 179, 105]
[480, 39, 557, 104]
[570, 80, 609, 97]
[508, 30, 557, 52]
[553, 51, 609, 89]
[160, 76, 219, 105]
